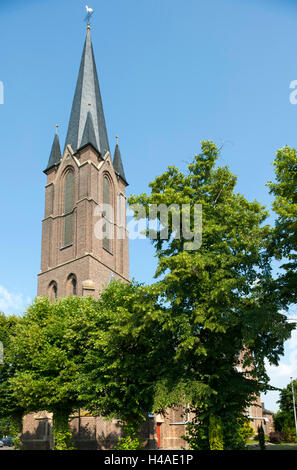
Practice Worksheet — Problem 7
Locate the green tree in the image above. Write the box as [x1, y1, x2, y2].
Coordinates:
[274, 379, 297, 441]
[0, 313, 25, 438]
[7, 285, 171, 449]
[7, 296, 100, 449]
[267, 146, 297, 308]
[78, 281, 175, 445]
[267, 146, 297, 442]
[129, 141, 293, 449]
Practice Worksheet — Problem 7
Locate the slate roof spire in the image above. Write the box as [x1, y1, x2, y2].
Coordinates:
[113, 137, 128, 185]
[80, 109, 98, 151]
[44, 127, 62, 173]
[64, 26, 110, 155]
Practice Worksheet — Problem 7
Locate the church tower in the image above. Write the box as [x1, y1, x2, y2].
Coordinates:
[38, 25, 129, 299]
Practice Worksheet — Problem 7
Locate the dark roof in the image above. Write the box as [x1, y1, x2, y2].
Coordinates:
[44, 133, 61, 173]
[64, 28, 110, 155]
[113, 143, 128, 185]
[80, 111, 99, 152]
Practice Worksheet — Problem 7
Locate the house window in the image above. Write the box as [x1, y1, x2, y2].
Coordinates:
[64, 171, 74, 246]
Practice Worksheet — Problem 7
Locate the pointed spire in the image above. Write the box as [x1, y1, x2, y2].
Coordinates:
[44, 129, 62, 173]
[64, 28, 110, 155]
[80, 110, 98, 151]
[113, 137, 128, 185]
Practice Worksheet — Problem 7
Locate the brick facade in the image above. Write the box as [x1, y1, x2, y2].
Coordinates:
[22, 409, 192, 450]
[38, 145, 129, 299]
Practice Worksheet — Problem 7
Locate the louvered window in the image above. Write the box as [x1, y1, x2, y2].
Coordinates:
[46, 184, 54, 217]
[64, 171, 74, 246]
[103, 176, 112, 252]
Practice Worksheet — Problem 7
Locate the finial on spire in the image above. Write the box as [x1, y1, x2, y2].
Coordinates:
[116, 136, 119, 145]
[113, 138, 128, 185]
[44, 130, 62, 173]
[85, 5, 94, 28]
[64, 12, 110, 155]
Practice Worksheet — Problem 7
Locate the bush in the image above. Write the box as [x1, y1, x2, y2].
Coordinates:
[114, 424, 143, 450]
[53, 429, 76, 450]
[240, 419, 254, 441]
[182, 420, 209, 450]
[283, 423, 296, 443]
[0, 416, 21, 437]
[12, 437, 22, 450]
[268, 431, 285, 444]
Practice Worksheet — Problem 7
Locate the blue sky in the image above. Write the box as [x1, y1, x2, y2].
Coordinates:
[1, 0, 297, 412]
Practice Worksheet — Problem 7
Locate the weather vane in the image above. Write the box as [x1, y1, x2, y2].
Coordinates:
[85, 5, 94, 26]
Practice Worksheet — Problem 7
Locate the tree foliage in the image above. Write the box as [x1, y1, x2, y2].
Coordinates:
[0, 313, 24, 435]
[6, 296, 100, 448]
[5, 284, 172, 446]
[114, 423, 144, 450]
[267, 146, 297, 307]
[129, 141, 293, 448]
[274, 379, 297, 442]
[78, 281, 174, 429]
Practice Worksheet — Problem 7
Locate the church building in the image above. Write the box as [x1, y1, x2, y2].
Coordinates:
[38, 24, 129, 301]
[21, 24, 272, 450]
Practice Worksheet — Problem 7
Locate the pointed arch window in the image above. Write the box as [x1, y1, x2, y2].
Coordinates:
[48, 281, 58, 301]
[66, 274, 77, 296]
[64, 170, 74, 246]
[102, 175, 113, 252]
[72, 276, 77, 296]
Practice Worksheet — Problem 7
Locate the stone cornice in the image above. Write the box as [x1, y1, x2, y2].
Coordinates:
[38, 252, 130, 283]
